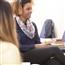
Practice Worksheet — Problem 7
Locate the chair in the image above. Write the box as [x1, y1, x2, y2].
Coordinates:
[40, 19, 56, 38]
[62, 31, 65, 42]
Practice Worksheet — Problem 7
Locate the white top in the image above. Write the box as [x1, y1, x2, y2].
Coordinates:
[0, 41, 21, 65]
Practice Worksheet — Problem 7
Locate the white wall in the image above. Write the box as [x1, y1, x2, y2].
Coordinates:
[31, 0, 65, 38]
[5, 0, 65, 38]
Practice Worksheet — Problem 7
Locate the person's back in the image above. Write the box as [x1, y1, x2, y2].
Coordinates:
[0, 41, 21, 65]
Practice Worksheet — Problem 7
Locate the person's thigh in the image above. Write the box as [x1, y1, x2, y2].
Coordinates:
[23, 47, 57, 64]
[45, 58, 61, 65]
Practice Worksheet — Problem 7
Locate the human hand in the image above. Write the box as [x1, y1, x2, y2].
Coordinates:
[35, 43, 48, 48]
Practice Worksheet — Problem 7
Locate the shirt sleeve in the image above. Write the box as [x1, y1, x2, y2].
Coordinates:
[20, 44, 35, 52]
[32, 22, 41, 44]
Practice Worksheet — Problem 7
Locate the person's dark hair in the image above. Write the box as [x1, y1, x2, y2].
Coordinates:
[20, 0, 32, 8]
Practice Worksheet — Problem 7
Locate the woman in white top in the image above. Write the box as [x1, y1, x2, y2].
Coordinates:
[0, 1, 22, 65]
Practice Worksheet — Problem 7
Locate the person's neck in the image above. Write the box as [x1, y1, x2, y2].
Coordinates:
[19, 16, 27, 25]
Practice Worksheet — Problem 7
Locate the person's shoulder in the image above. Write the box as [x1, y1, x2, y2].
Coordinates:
[0, 41, 21, 65]
[0, 41, 20, 57]
[32, 22, 38, 32]
[0, 41, 18, 52]
[32, 22, 37, 28]
[32, 22, 36, 26]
